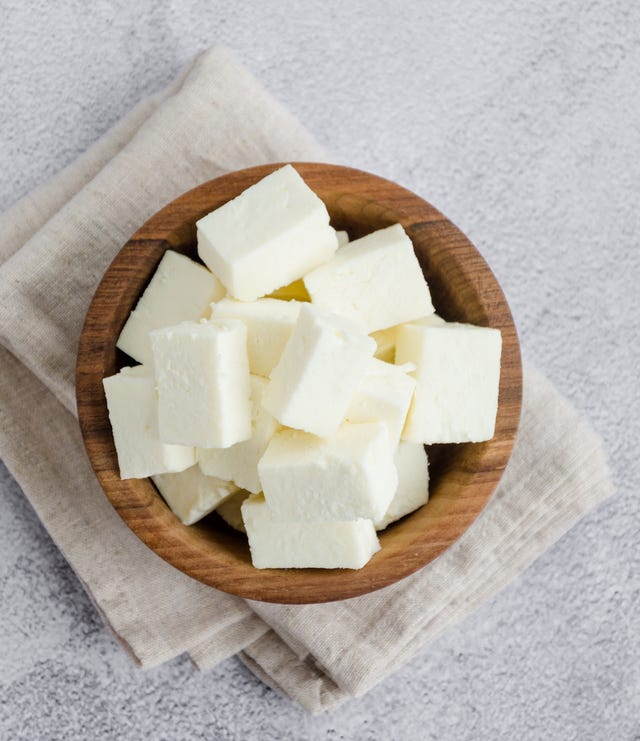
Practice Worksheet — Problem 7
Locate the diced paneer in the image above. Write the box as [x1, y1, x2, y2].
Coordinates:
[216, 490, 250, 533]
[304, 223, 434, 332]
[241, 494, 380, 569]
[150, 319, 251, 448]
[257, 422, 397, 522]
[209, 298, 300, 378]
[152, 466, 240, 526]
[262, 304, 376, 437]
[116, 250, 224, 366]
[103, 366, 195, 479]
[268, 279, 310, 302]
[346, 358, 415, 449]
[196, 165, 338, 301]
[374, 442, 429, 530]
[396, 322, 502, 443]
[198, 376, 279, 493]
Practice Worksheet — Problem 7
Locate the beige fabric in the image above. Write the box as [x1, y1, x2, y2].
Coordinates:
[0, 47, 611, 713]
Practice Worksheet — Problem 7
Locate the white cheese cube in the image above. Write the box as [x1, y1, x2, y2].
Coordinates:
[304, 223, 434, 332]
[374, 442, 429, 530]
[346, 358, 416, 449]
[152, 466, 240, 526]
[103, 366, 195, 479]
[241, 495, 380, 569]
[150, 319, 251, 448]
[258, 422, 397, 522]
[196, 165, 338, 301]
[397, 322, 502, 443]
[116, 250, 225, 366]
[198, 376, 279, 493]
[336, 230, 349, 247]
[209, 297, 300, 378]
[262, 304, 376, 437]
[216, 490, 250, 533]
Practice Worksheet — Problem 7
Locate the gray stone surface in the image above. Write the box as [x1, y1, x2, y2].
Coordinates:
[1, 1, 638, 738]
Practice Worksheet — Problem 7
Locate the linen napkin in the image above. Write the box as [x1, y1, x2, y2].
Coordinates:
[0, 46, 612, 713]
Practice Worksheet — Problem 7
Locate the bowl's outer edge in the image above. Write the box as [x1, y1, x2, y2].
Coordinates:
[76, 162, 522, 604]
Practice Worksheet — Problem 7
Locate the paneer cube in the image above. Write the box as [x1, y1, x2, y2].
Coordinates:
[116, 250, 225, 366]
[304, 223, 434, 332]
[346, 358, 416, 449]
[150, 319, 251, 448]
[196, 165, 338, 300]
[102, 366, 195, 479]
[152, 466, 240, 526]
[262, 304, 376, 437]
[198, 376, 279, 493]
[396, 321, 502, 443]
[209, 297, 300, 378]
[374, 442, 429, 530]
[257, 422, 397, 522]
[241, 494, 380, 569]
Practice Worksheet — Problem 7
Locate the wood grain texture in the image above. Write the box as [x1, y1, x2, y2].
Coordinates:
[76, 163, 522, 604]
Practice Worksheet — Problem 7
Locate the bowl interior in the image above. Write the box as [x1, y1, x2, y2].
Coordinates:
[76, 162, 522, 604]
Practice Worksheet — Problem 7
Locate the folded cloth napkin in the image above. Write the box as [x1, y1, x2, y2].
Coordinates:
[0, 47, 612, 713]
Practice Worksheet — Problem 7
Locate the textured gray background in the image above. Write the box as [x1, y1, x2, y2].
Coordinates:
[1, 1, 639, 739]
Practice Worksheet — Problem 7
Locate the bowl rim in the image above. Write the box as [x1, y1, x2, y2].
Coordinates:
[76, 162, 522, 604]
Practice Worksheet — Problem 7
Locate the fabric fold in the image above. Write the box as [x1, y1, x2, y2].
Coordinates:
[0, 45, 612, 714]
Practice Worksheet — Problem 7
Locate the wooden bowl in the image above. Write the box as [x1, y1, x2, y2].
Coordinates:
[76, 162, 522, 604]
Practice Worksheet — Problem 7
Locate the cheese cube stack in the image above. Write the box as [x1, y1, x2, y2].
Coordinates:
[210, 297, 300, 378]
[346, 358, 416, 450]
[304, 223, 434, 332]
[197, 164, 338, 301]
[263, 304, 376, 437]
[397, 321, 502, 443]
[242, 495, 380, 569]
[198, 376, 279, 494]
[374, 442, 430, 530]
[103, 366, 195, 479]
[104, 164, 504, 572]
[152, 466, 240, 526]
[151, 319, 251, 448]
[117, 250, 225, 366]
[258, 422, 397, 523]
